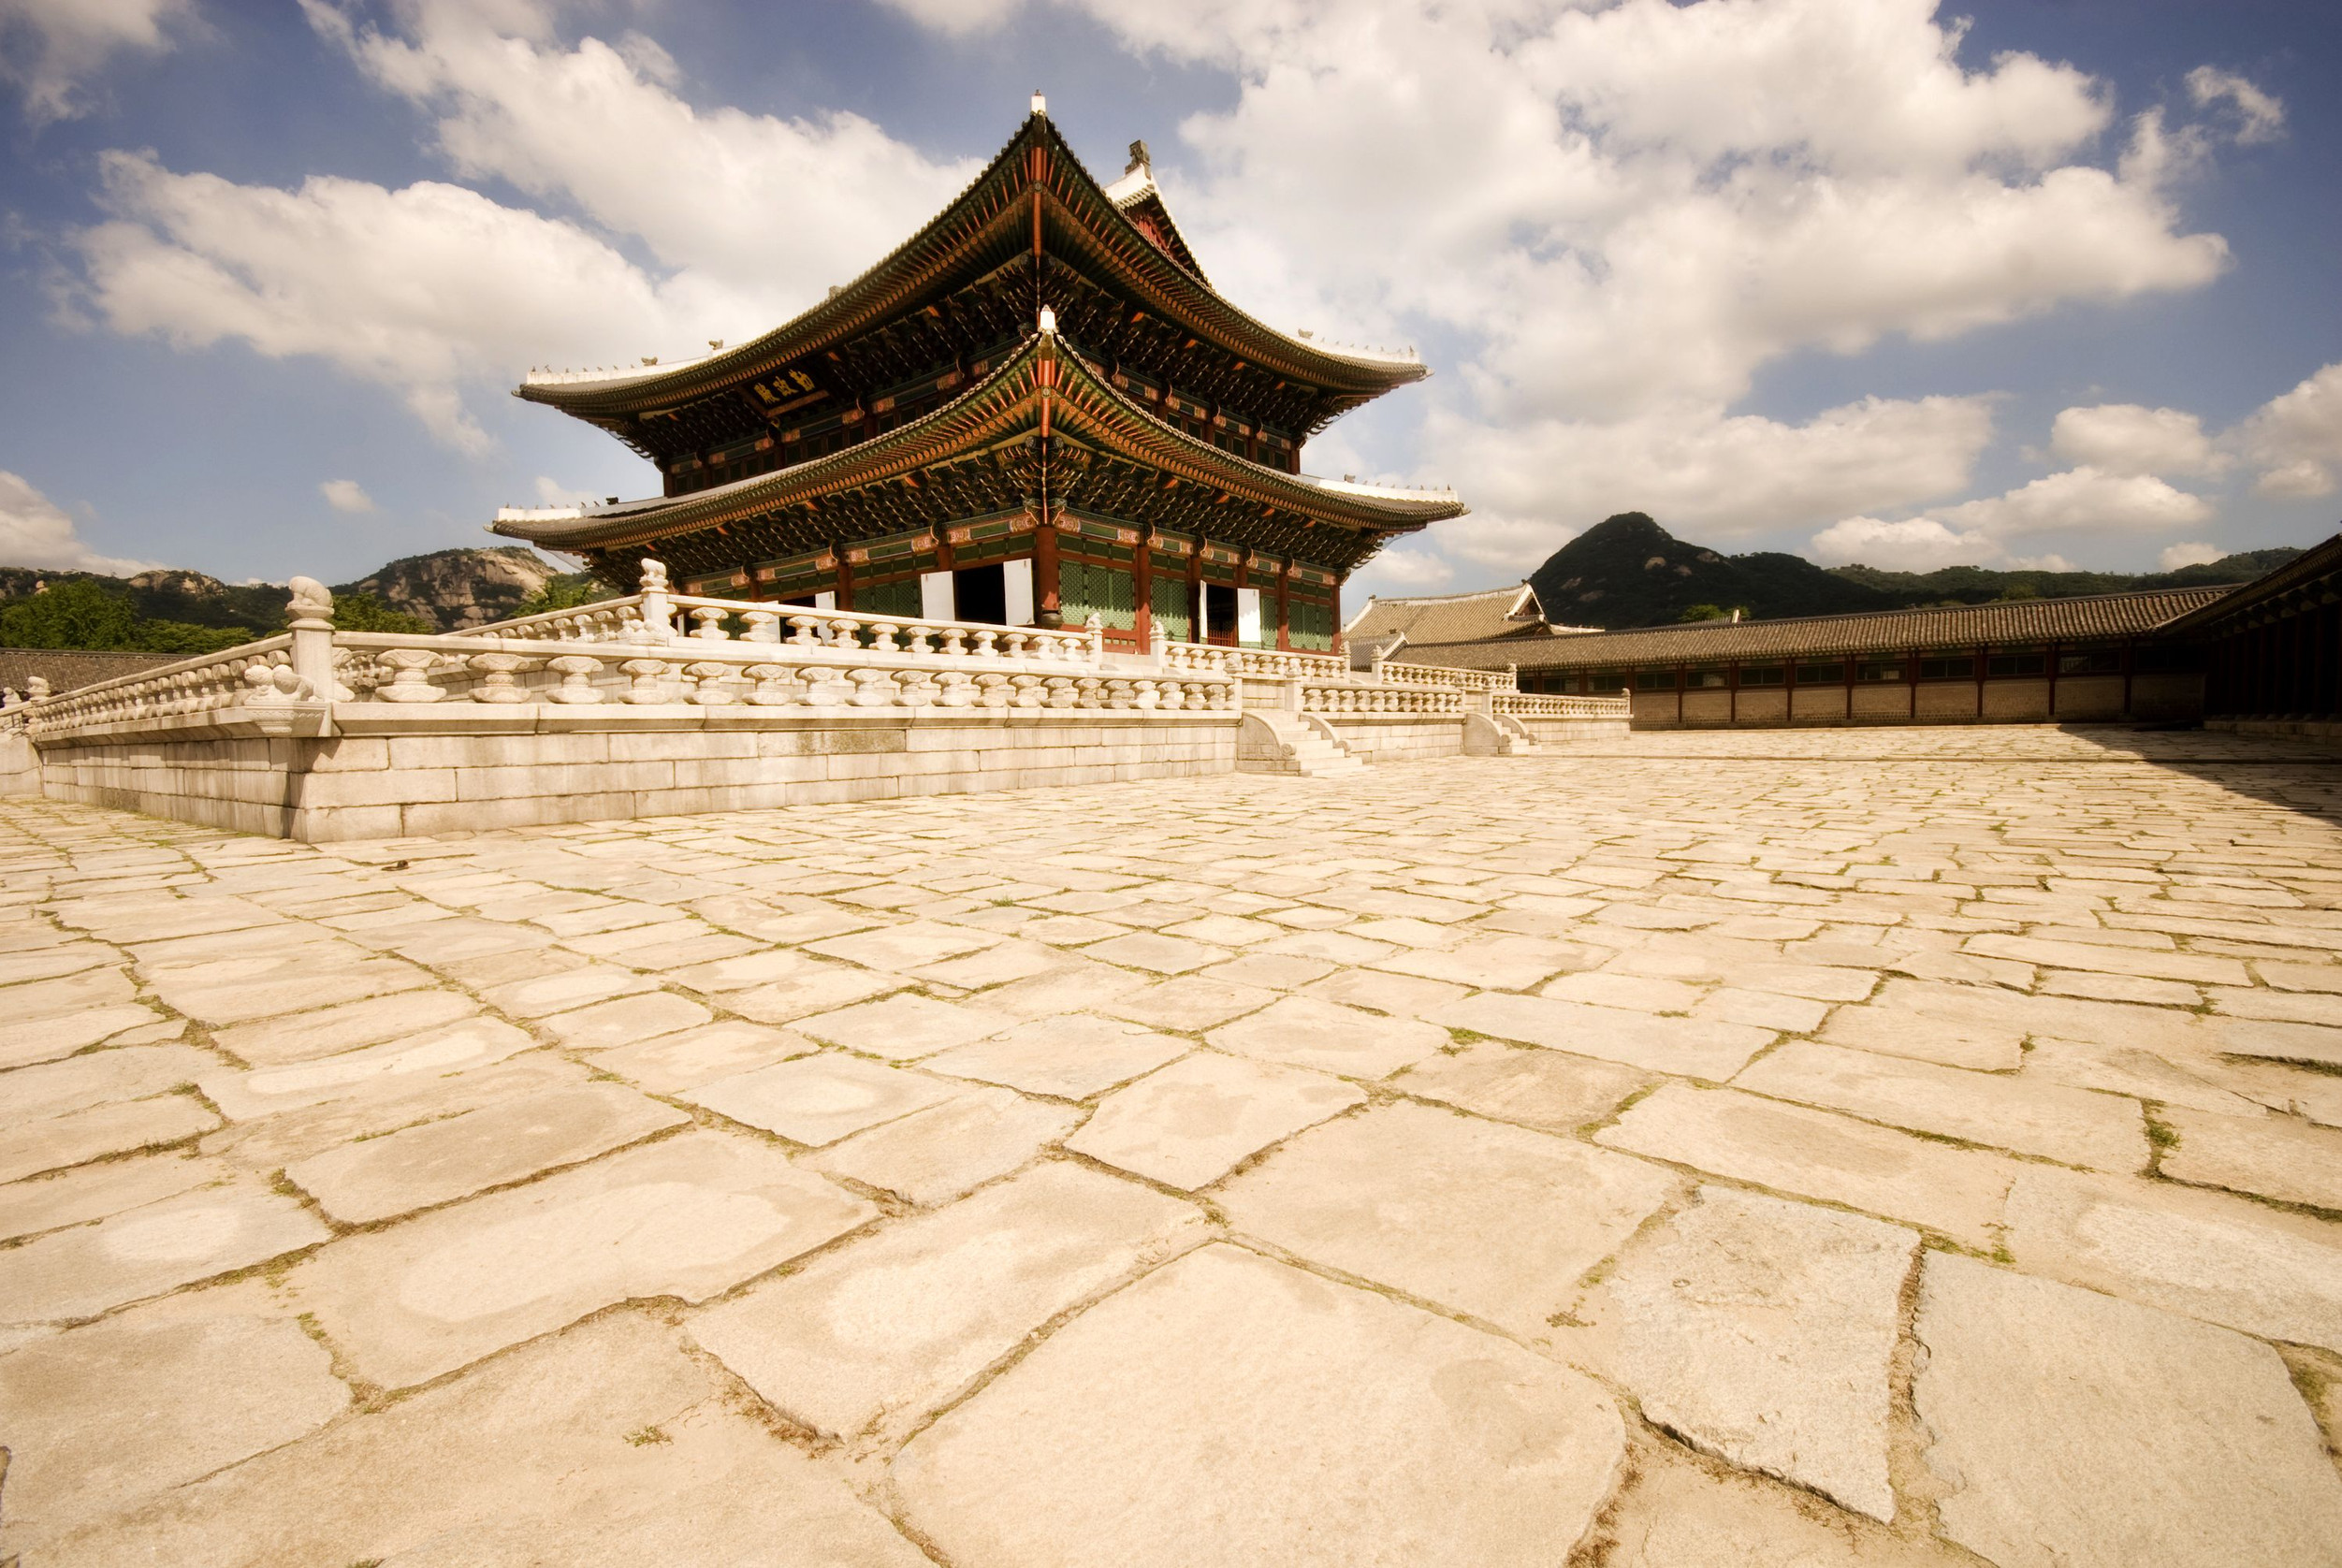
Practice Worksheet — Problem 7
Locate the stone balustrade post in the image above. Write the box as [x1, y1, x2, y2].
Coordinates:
[286, 576, 337, 703]
[469, 652, 531, 703]
[618, 659, 670, 704]
[638, 559, 676, 642]
[545, 656, 604, 704]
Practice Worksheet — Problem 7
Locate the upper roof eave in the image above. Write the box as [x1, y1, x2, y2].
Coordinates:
[513, 112, 1424, 418]
[492, 328, 1462, 553]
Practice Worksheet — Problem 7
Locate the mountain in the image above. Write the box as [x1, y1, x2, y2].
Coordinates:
[0, 547, 606, 652]
[1531, 514, 1890, 628]
[1527, 514, 2302, 630]
[334, 546, 567, 631]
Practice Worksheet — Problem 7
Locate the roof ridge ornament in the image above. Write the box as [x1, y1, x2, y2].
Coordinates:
[1038, 306, 1057, 335]
[1126, 139, 1151, 175]
[1031, 90, 1046, 116]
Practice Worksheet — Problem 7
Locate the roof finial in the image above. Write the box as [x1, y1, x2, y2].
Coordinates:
[1126, 138, 1151, 174]
[1031, 90, 1047, 116]
[1038, 306, 1057, 336]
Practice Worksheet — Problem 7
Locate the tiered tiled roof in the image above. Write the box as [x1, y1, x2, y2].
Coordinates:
[494, 327, 1463, 583]
[513, 109, 1425, 463]
[1398, 586, 2233, 671]
[2160, 530, 2342, 635]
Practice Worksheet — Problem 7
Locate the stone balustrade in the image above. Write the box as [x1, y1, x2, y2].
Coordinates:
[13, 637, 311, 738]
[329, 628, 1230, 713]
[1302, 682, 1464, 715]
[1375, 659, 1519, 693]
[1494, 692, 1633, 719]
[471, 559, 1102, 665]
[1156, 643, 1349, 680]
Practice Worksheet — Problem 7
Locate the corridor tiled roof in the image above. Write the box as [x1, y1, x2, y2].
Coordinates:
[1343, 584, 1552, 647]
[1397, 586, 2233, 670]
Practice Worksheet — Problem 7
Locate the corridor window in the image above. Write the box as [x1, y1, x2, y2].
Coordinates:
[1857, 662, 1902, 681]
[2058, 649, 2122, 675]
[1919, 657, 1975, 679]
[1637, 671, 1677, 690]
[1797, 663, 1845, 684]
[1738, 666, 1784, 687]
[1987, 654, 2046, 676]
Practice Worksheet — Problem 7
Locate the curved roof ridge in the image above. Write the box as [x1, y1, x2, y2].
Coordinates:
[516, 111, 1423, 414]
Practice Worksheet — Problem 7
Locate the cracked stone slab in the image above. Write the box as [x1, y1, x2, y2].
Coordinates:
[198, 1055, 589, 1173]
[289, 1129, 875, 1387]
[43, 1309, 928, 1567]
[284, 1082, 691, 1225]
[0, 1181, 329, 1325]
[721, 963, 909, 1024]
[144, 951, 439, 1025]
[795, 992, 1018, 1061]
[1597, 1084, 2016, 1249]
[208, 990, 483, 1067]
[1393, 1041, 1653, 1135]
[536, 989, 713, 1050]
[1581, 1433, 1976, 1567]
[1433, 992, 1774, 1080]
[807, 920, 1004, 971]
[0, 1044, 213, 1122]
[693, 1161, 1204, 1443]
[804, 1087, 1082, 1205]
[1205, 995, 1448, 1080]
[680, 1052, 958, 1146]
[1066, 1052, 1365, 1191]
[1735, 1039, 2147, 1171]
[1221, 1099, 1678, 1335]
[0, 1299, 349, 1546]
[0, 1003, 167, 1069]
[1583, 1185, 1916, 1521]
[582, 1018, 815, 1093]
[892, 1241, 1626, 1568]
[1913, 1251, 2342, 1568]
[196, 1017, 538, 1121]
[922, 1014, 1191, 1100]
[0, 1154, 225, 1244]
[2157, 1102, 2342, 1211]
[0, 1094, 221, 1185]
[1101, 974, 1276, 1030]
[2002, 1163, 2342, 1352]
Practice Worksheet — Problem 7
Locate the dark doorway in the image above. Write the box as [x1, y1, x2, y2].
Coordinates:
[1203, 582, 1239, 646]
[954, 563, 1007, 625]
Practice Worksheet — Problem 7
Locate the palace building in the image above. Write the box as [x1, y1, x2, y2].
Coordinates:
[490, 97, 1462, 654]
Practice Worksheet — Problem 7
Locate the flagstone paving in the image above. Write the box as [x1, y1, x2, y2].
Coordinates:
[3, 724, 2342, 1563]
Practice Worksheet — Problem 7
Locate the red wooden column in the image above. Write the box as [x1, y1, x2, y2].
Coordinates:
[1133, 531, 1154, 649]
[1328, 577, 1343, 657]
[836, 551, 854, 612]
[1186, 539, 1204, 644]
[1034, 515, 1062, 628]
[1276, 566, 1292, 651]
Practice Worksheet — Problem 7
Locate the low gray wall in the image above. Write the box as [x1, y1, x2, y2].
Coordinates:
[35, 706, 1240, 841]
[1322, 716, 1467, 762]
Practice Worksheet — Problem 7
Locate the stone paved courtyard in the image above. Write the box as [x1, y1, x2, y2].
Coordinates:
[4, 726, 2342, 1565]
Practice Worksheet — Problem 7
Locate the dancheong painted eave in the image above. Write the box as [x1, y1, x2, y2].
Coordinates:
[509, 109, 1426, 424]
[490, 327, 1463, 557]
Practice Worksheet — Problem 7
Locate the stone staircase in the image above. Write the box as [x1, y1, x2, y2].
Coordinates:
[1237, 711, 1366, 777]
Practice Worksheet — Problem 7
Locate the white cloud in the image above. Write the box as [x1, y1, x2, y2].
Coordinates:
[69, 150, 715, 453]
[2187, 65, 2285, 145]
[532, 475, 600, 507]
[1934, 465, 2213, 536]
[1812, 462, 2215, 569]
[0, 471, 157, 573]
[1348, 544, 1455, 596]
[0, 0, 190, 124]
[2159, 541, 2226, 571]
[56, 2, 973, 450]
[1809, 515, 1992, 571]
[1433, 393, 1998, 572]
[319, 478, 375, 513]
[2236, 362, 2342, 501]
[2050, 403, 2227, 477]
[313, 0, 974, 311]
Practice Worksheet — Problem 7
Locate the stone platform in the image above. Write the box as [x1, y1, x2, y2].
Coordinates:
[2, 726, 2339, 1564]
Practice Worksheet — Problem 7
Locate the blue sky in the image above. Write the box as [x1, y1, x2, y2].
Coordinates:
[0, 0, 2336, 593]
